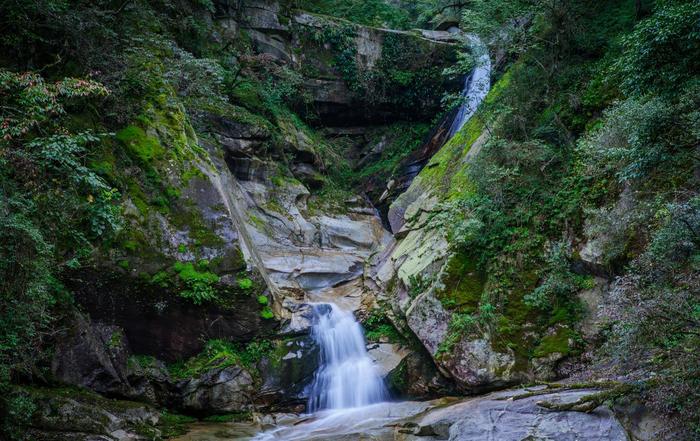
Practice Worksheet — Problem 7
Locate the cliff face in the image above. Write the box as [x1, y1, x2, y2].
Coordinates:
[3, 0, 696, 439]
[42, 0, 462, 425]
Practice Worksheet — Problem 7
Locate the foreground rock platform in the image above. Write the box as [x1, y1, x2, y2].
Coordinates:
[172, 386, 630, 441]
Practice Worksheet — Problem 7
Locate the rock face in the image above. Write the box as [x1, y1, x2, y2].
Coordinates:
[401, 388, 629, 441]
[48, 0, 468, 423]
[68, 272, 277, 362]
[181, 366, 255, 413]
[179, 387, 631, 441]
[52, 313, 134, 398]
[51, 311, 328, 415]
[256, 336, 319, 411]
[24, 387, 160, 441]
[385, 349, 455, 399]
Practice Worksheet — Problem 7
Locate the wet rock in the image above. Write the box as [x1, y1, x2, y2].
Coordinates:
[366, 343, 410, 379]
[404, 388, 629, 441]
[51, 314, 133, 398]
[385, 350, 454, 400]
[256, 336, 319, 411]
[68, 274, 276, 362]
[181, 366, 255, 413]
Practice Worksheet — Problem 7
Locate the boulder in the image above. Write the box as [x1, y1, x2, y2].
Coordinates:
[403, 388, 629, 440]
[23, 387, 160, 441]
[51, 314, 133, 398]
[442, 338, 518, 392]
[384, 349, 454, 399]
[366, 343, 410, 379]
[181, 366, 255, 413]
[256, 336, 319, 411]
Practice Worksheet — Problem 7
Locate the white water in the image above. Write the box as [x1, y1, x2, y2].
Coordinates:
[307, 303, 388, 411]
[447, 33, 492, 138]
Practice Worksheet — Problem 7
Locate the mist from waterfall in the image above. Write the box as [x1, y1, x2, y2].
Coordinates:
[447, 33, 492, 138]
[306, 303, 388, 412]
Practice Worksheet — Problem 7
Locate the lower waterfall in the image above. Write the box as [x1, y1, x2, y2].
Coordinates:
[307, 303, 388, 411]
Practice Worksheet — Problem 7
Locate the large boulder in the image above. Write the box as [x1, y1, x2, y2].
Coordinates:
[51, 314, 134, 398]
[402, 388, 629, 440]
[20, 387, 160, 441]
[256, 336, 319, 411]
[181, 366, 255, 414]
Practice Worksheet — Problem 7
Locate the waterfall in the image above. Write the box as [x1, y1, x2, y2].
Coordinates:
[307, 303, 388, 412]
[447, 33, 492, 138]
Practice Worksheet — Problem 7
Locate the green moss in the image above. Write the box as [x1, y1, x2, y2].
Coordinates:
[117, 259, 130, 269]
[260, 306, 274, 319]
[168, 339, 273, 380]
[363, 308, 405, 343]
[173, 261, 218, 284]
[237, 277, 253, 290]
[150, 270, 170, 288]
[128, 355, 157, 369]
[533, 327, 577, 358]
[256, 294, 268, 305]
[436, 252, 485, 313]
[172, 261, 219, 304]
[231, 80, 266, 113]
[116, 125, 164, 164]
[122, 240, 139, 252]
[170, 207, 225, 249]
[182, 166, 206, 184]
[158, 411, 196, 438]
[108, 330, 122, 348]
[126, 179, 150, 215]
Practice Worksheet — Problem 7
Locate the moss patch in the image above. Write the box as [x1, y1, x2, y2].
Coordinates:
[116, 125, 164, 164]
[436, 251, 485, 313]
[533, 327, 577, 358]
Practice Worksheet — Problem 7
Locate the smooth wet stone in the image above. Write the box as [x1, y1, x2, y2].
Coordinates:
[174, 387, 629, 441]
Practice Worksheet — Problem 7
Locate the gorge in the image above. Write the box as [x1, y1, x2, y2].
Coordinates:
[1, 0, 698, 440]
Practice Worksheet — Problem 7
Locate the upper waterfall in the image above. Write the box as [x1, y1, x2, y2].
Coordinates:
[306, 303, 388, 411]
[447, 33, 492, 138]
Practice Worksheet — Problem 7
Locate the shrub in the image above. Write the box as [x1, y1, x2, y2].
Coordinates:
[172, 261, 219, 304]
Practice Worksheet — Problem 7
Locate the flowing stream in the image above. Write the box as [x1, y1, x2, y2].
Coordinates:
[447, 33, 492, 138]
[307, 303, 389, 411]
[175, 32, 494, 441]
[251, 303, 395, 440]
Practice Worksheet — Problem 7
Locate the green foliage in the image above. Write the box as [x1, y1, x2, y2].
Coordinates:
[116, 126, 164, 164]
[610, 0, 700, 96]
[238, 278, 254, 290]
[172, 261, 219, 304]
[256, 294, 268, 305]
[168, 339, 273, 380]
[363, 308, 403, 343]
[437, 313, 477, 356]
[0, 71, 121, 427]
[524, 242, 587, 314]
[260, 306, 275, 320]
[348, 123, 430, 185]
[0, 389, 36, 441]
[301, 0, 414, 28]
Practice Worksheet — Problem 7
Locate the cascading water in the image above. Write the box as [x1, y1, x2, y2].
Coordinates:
[447, 33, 492, 138]
[307, 303, 388, 411]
